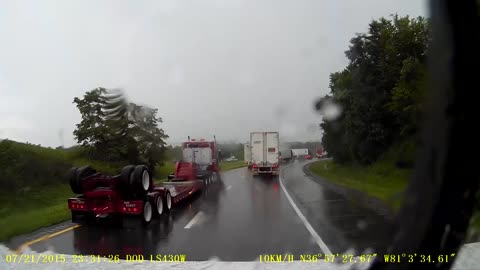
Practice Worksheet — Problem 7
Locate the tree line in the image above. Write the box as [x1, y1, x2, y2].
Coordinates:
[318, 15, 430, 165]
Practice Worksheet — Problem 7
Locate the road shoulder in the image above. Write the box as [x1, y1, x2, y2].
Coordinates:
[303, 161, 394, 221]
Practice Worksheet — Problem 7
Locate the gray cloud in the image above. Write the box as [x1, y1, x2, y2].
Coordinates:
[0, 0, 427, 147]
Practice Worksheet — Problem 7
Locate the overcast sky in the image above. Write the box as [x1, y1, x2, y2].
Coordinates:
[0, 0, 427, 147]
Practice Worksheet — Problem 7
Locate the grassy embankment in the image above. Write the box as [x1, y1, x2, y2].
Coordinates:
[0, 140, 125, 241]
[0, 140, 246, 241]
[309, 159, 408, 210]
[309, 143, 480, 236]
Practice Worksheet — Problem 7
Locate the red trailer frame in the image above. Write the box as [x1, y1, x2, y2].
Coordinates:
[68, 137, 220, 226]
[67, 164, 205, 225]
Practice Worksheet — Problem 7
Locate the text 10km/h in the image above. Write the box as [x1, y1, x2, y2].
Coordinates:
[259, 254, 378, 263]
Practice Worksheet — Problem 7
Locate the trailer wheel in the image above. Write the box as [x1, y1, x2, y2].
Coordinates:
[120, 165, 135, 192]
[155, 195, 163, 216]
[204, 175, 209, 185]
[142, 200, 153, 224]
[68, 167, 80, 194]
[69, 166, 96, 194]
[132, 165, 151, 195]
[163, 191, 172, 212]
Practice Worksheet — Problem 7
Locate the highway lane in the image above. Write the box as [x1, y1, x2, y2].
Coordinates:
[6, 162, 392, 260]
[8, 167, 319, 261]
[282, 160, 392, 254]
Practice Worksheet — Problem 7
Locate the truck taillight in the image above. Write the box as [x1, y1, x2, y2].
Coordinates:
[122, 201, 143, 214]
[273, 163, 279, 168]
[69, 199, 86, 210]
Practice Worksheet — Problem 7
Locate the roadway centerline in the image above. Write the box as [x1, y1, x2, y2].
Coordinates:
[15, 224, 81, 254]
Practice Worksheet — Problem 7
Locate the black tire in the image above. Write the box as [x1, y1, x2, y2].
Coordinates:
[163, 191, 172, 213]
[153, 195, 164, 217]
[69, 166, 96, 194]
[68, 167, 80, 194]
[141, 200, 153, 225]
[120, 165, 135, 192]
[132, 165, 152, 196]
[205, 174, 210, 185]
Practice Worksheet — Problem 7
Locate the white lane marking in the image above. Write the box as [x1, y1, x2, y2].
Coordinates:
[279, 176, 332, 255]
[184, 211, 204, 229]
[226, 185, 232, 190]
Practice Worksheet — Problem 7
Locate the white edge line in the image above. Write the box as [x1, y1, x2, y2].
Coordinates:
[279, 176, 332, 255]
[184, 211, 203, 229]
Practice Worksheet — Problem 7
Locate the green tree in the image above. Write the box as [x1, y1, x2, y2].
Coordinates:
[130, 103, 169, 173]
[319, 15, 429, 164]
[73, 88, 169, 174]
[73, 88, 108, 159]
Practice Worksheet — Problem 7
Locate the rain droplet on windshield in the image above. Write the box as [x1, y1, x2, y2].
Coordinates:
[314, 97, 343, 121]
[357, 220, 368, 230]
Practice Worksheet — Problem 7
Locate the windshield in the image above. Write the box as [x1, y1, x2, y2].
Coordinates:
[1, 1, 478, 270]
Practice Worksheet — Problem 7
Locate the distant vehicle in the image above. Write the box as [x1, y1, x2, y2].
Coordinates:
[171, 138, 221, 180]
[291, 148, 310, 160]
[316, 147, 325, 158]
[250, 132, 280, 176]
[305, 155, 313, 160]
[279, 143, 293, 163]
[225, 156, 238, 162]
[244, 143, 252, 168]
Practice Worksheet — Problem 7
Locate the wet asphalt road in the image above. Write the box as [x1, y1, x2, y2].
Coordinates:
[7, 161, 392, 261]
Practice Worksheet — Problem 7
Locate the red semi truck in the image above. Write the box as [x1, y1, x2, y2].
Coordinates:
[168, 138, 220, 182]
[67, 138, 220, 225]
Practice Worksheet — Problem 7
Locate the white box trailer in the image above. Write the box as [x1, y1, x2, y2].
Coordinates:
[291, 148, 309, 157]
[250, 132, 280, 176]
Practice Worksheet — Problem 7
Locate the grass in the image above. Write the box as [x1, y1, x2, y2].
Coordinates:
[309, 158, 480, 239]
[220, 160, 248, 171]
[155, 161, 175, 181]
[309, 159, 409, 210]
[0, 184, 74, 241]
